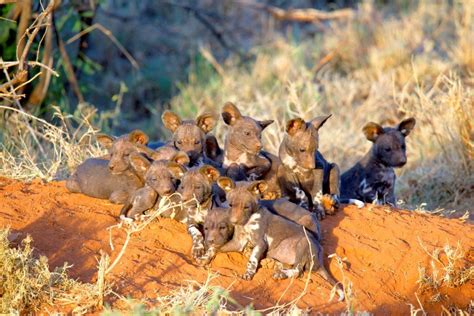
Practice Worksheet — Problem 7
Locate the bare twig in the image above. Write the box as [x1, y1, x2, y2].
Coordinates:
[66, 23, 139, 70]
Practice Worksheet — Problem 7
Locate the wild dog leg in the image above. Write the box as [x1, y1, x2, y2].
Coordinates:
[242, 241, 267, 280]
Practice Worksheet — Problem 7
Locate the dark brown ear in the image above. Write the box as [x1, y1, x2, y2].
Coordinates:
[247, 180, 268, 196]
[96, 134, 115, 149]
[363, 122, 384, 142]
[167, 162, 186, 179]
[128, 130, 149, 145]
[171, 151, 190, 166]
[162, 111, 182, 132]
[258, 120, 274, 130]
[286, 118, 306, 136]
[129, 152, 151, 177]
[204, 135, 221, 160]
[310, 115, 332, 130]
[217, 176, 235, 192]
[196, 112, 217, 134]
[398, 117, 416, 137]
[199, 165, 220, 183]
[222, 102, 242, 126]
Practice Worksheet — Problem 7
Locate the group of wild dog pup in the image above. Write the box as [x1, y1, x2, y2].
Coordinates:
[66, 102, 416, 301]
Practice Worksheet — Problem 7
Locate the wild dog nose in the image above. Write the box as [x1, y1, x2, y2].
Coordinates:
[206, 235, 215, 244]
[162, 187, 174, 195]
[255, 143, 262, 152]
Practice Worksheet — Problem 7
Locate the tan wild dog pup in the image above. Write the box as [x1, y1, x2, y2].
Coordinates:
[277, 116, 343, 217]
[162, 110, 219, 167]
[220, 102, 281, 198]
[120, 151, 189, 221]
[177, 165, 223, 259]
[199, 203, 344, 300]
[66, 130, 152, 204]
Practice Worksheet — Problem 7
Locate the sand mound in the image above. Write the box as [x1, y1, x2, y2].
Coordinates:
[0, 177, 472, 314]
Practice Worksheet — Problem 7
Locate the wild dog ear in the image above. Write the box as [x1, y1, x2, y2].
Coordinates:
[162, 111, 182, 132]
[222, 102, 242, 125]
[363, 122, 384, 142]
[199, 165, 220, 182]
[286, 118, 306, 136]
[196, 112, 217, 134]
[128, 130, 149, 145]
[258, 120, 274, 130]
[398, 117, 416, 137]
[310, 114, 332, 130]
[217, 176, 235, 192]
[248, 180, 268, 196]
[167, 162, 186, 179]
[171, 151, 190, 166]
[129, 152, 151, 178]
[96, 134, 115, 149]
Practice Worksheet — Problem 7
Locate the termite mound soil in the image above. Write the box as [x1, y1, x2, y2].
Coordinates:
[0, 177, 472, 314]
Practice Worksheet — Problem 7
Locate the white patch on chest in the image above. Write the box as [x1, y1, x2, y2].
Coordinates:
[223, 152, 250, 168]
[282, 155, 297, 169]
[359, 178, 373, 194]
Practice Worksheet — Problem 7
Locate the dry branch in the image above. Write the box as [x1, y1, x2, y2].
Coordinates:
[267, 6, 355, 22]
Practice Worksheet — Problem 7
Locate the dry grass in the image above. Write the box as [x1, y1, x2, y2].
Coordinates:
[170, 0, 473, 212]
[0, 228, 109, 314]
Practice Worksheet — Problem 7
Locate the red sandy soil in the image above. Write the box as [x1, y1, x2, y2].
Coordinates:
[0, 177, 472, 314]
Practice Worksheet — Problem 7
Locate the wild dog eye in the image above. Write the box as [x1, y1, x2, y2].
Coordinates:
[194, 140, 201, 145]
[219, 226, 226, 230]
[384, 147, 392, 152]
[176, 140, 183, 145]
[229, 203, 233, 208]
[299, 148, 306, 153]
[244, 130, 250, 136]
[204, 227, 209, 231]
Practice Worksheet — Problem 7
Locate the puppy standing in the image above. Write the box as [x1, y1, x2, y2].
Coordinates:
[178, 165, 222, 259]
[66, 130, 151, 204]
[220, 102, 281, 198]
[277, 116, 340, 216]
[340, 118, 416, 206]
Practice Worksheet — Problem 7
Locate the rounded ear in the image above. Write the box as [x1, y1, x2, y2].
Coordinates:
[398, 117, 416, 137]
[199, 165, 220, 182]
[222, 102, 242, 126]
[171, 151, 190, 166]
[196, 112, 217, 134]
[217, 176, 235, 192]
[259, 120, 274, 130]
[248, 180, 268, 196]
[129, 152, 151, 176]
[167, 162, 186, 179]
[162, 111, 182, 132]
[362, 122, 384, 142]
[96, 134, 115, 149]
[286, 118, 306, 136]
[128, 130, 149, 145]
[310, 114, 332, 130]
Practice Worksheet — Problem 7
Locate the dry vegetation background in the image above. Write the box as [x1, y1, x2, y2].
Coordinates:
[0, 0, 473, 313]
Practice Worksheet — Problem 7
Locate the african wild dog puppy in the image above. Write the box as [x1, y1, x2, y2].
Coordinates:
[277, 116, 340, 217]
[220, 102, 281, 199]
[120, 151, 189, 221]
[161, 110, 220, 167]
[340, 118, 416, 206]
[66, 130, 152, 204]
[216, 177, 321, 240]
[198, 203, 344, 300]
[177, 164, 223, 259]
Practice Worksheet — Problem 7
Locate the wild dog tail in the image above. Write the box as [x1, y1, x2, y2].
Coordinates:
[338, 198, 364, 208]
[315, 266, 345, 302]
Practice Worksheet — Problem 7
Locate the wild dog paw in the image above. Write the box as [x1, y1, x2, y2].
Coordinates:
[321, 194, 339, 215]
[272, 271, 288, 280]
[119, 215, 134, 224]
[192, 242, 206, 259]
[195, 257, 211, 267]
[241, 271, 255, 280]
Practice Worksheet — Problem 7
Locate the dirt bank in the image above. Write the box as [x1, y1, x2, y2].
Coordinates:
[0, 177, 472, 314]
